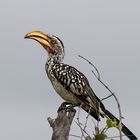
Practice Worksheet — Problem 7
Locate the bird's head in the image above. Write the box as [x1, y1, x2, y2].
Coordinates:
[24, 31, 65, 62]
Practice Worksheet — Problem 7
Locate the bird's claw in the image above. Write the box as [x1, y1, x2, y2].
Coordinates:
[57, 102, 75, 113]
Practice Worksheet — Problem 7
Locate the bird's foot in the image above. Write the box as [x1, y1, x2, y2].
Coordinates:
[57, 102, 75, 113]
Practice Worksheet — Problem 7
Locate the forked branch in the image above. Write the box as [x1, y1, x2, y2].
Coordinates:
[78, 55, 123, 140]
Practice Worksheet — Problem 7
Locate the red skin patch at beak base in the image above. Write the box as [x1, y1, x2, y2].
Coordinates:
[47, 47, 55, 54]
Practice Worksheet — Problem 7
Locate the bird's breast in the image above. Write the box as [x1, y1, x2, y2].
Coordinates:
[51, 78, 81, 105]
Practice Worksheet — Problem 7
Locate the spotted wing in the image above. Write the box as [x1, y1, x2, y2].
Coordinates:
[51, 63, 105, 115]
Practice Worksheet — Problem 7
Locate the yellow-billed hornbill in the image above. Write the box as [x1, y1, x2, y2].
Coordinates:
[25, 31, 137, 140]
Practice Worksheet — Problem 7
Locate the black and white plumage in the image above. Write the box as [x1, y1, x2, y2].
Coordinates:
[25, 31, 137, 140]
[46, 61, 105, 120]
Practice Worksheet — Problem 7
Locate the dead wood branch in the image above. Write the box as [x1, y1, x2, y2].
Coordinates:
[48, 103, 76, 140]
[78, 55, 123, 140]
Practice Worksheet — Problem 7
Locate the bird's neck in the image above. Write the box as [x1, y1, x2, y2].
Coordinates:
[46, 53, 64, 79]
[47, 53, 64, 66]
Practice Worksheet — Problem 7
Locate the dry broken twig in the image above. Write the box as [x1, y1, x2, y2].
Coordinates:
[78, 55, 123, 140]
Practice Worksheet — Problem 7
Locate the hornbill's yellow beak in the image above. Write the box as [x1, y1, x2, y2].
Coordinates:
[24, 31, 52, 50]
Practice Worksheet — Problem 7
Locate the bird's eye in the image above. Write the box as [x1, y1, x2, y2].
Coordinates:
[50, 39, 56, 44]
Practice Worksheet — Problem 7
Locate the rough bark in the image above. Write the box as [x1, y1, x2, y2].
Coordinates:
[48, 103, 76, 140]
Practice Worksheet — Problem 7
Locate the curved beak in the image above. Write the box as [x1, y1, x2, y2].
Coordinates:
[24, 31, 52, 50]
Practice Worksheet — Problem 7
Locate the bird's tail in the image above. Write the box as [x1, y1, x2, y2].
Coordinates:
[104, 109, 137, 140]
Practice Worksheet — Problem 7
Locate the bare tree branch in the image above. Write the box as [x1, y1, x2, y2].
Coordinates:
[76, 106, 88, 139]
[78, 55, 123, 140]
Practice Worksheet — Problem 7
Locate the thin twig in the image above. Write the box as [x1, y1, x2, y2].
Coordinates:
[91, 119, 97, 136]
[83, 107, 91, 132]
[95, 78, 122, 140]
[78, 55, 100, 80]
[69, 134, 82, 139]
[101, 125, 108, 134]
[78, 55, 123, 140]
[101, 94, 113, 102]
[107, 134, 127, 139]
[76, 106, 86, 139]
[75, 105, 91, 139]
[75, 120, 89, 138]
